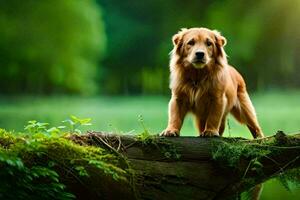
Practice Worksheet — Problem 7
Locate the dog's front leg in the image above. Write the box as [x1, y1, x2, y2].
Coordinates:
[203, 94, 226, 137]
[161, 96, 187, 137]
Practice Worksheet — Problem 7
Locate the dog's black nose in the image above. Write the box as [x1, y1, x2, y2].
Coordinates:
[195, 51, 205, 59]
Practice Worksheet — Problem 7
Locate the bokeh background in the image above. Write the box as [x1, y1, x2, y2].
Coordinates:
[0, 0, 300, 199]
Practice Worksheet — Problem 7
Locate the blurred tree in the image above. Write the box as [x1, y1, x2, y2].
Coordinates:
[98, 0, 165, 94]
[205, 0, 300, 91]
[1, 0, 299, 95]
[98, 0, 300, 94]
[0, 0, 106, 95]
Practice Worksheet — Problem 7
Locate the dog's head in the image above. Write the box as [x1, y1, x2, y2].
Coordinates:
[172, 27, 227, 69]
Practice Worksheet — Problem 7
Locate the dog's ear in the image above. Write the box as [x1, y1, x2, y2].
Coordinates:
[213, 30, 227, 65]
[172, 33, 181, 46]
[213, 30, 227, 47]
[172, 28, 187, 45]
[172, 28, 188, 53]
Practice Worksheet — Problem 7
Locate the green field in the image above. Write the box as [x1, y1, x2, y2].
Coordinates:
[1, 91, 300, 137]
[0, 91, 299, 199]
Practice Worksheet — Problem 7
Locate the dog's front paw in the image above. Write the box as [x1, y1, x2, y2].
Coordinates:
[202, 130, 219, 137]
[160, 129, 179, 137]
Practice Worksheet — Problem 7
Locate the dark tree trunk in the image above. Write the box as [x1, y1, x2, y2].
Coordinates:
[69, 131, 300, 200]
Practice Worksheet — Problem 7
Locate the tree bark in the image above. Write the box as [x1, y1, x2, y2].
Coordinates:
[69, 131, 300, 200]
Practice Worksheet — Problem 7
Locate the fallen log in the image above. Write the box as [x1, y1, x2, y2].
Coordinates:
[69, 131, 300, 200]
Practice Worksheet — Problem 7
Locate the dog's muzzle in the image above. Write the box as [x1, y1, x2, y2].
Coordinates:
[192, 51, 207, 67]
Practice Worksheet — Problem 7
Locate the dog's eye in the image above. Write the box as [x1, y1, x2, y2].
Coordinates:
[187, 39, 195, 46]
[206, 40, 212, 47]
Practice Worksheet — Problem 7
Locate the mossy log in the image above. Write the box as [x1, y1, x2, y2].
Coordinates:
[69, 131, 300, 200]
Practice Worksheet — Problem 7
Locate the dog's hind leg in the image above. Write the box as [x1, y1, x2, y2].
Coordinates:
[218, 115, 227, 137]
[231, 89, 264, 138]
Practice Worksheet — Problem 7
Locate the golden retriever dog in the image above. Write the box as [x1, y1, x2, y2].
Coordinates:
[161, 27, 264, 138]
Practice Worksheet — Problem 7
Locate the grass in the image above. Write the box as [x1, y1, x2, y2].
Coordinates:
[0, 90, 299, 199]
[0, 90, 300, 138]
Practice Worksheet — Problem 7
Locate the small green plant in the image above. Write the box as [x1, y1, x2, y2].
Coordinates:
[46, 126, 66, 136]
[24, 115, 92, 136]
[24, 120, 65, 136]
[62, 115, 92, 134]
[136, 115, 152, 143]
[24, 120, 49, 134]
[227, 119, 231, 137]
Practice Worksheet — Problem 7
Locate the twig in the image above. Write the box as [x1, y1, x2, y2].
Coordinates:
[246, 143, 300, 149]
[227, 119, 231, 137]
[95, 135, 115, 152]
[242, 158, 254, 179]
[92, 134, 130, 166]
[263, 155, 284, 173]
[272, 155, 300, 178]
[251, 135, 276, 141]
[124, 141, 137, 149]
[117, 135, 122, 152]
[281, 155, 300, 171]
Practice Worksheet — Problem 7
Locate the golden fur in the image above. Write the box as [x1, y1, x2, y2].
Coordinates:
[161, 27, 264, 138]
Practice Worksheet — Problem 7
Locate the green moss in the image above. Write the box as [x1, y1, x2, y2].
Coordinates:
[0, 129, 133, 199]
[212, 132, 300, 192]
[212, 140, 271, 169]
[136, 131, 180, 160]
